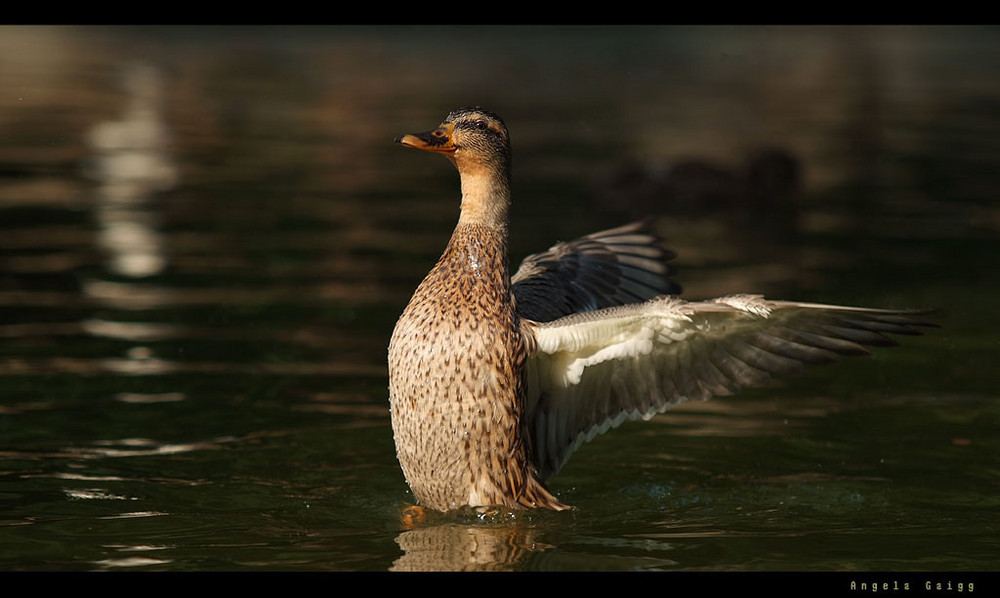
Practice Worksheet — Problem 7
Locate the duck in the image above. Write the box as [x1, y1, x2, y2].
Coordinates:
[388, 106, 930, 513]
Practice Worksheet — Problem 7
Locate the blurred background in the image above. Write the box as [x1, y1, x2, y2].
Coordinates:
[0, 25, 997, 572]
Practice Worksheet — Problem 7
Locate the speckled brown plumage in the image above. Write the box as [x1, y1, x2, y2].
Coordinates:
[388, 107, 932, 513]
[389, 221, 564, 511]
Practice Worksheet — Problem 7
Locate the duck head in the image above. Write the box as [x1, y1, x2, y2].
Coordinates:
[396, 107, 511, 175]
[396, 107, 513, 229]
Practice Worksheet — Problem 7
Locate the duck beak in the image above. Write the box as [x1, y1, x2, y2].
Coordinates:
[395, 123, 456, 153]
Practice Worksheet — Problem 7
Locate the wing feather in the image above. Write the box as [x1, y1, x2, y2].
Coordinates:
[525, 294, 934, 479]
[512, 221, 681, 322]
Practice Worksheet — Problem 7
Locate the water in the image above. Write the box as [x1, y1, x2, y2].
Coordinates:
[1, 26, 998, 573]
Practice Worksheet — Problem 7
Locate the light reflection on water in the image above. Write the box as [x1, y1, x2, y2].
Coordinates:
[0, 26, 997, 572]
[86, 62, 176, 280]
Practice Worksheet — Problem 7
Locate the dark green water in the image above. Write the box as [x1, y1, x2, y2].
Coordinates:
[0, 26, 998, 573]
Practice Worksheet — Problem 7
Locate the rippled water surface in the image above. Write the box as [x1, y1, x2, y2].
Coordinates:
[1, 26, 998, 573]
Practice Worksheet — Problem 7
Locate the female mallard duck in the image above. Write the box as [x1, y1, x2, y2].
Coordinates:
[388, 106, 929, 513]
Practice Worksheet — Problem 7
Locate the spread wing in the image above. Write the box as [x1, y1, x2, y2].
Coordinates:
[524, 294, 934, 480]
[512, 221, 681, 322]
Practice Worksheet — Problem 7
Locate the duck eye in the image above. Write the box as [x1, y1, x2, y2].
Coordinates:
[474, 121, 487, 131]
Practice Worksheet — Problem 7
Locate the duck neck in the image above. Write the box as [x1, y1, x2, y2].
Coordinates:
[456, 163, 511, 234]
[442, 163, 512, 291]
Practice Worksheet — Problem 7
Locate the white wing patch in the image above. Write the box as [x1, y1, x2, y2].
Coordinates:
[535, 296, 701, 387]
